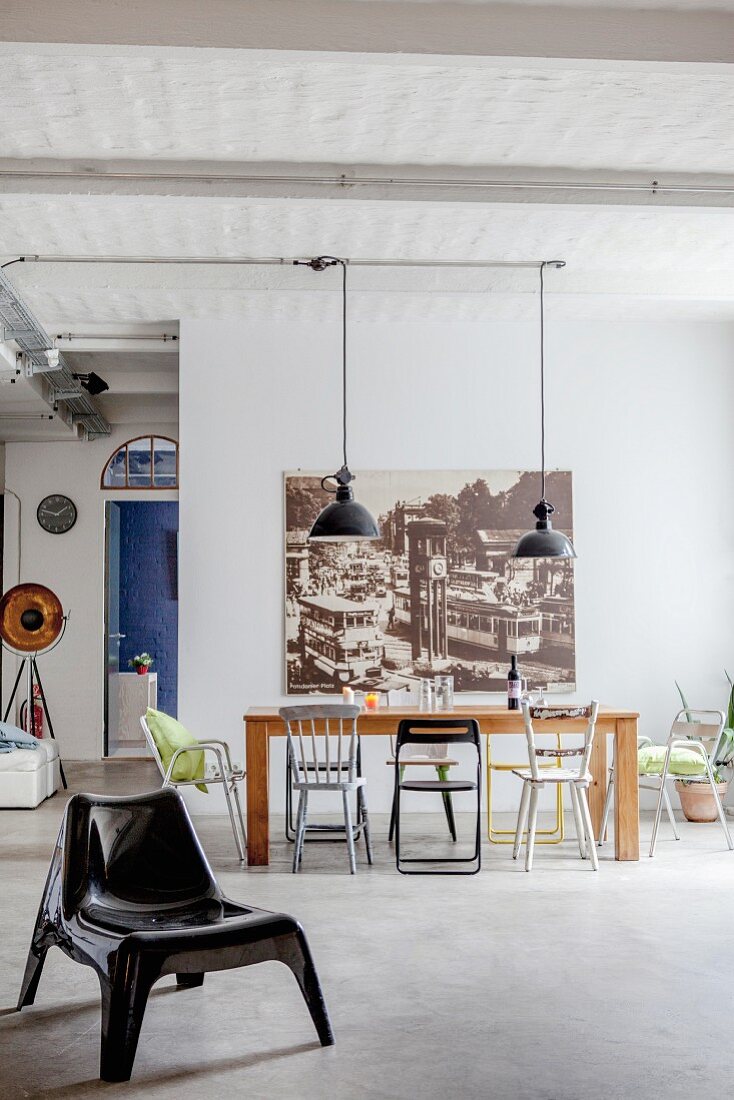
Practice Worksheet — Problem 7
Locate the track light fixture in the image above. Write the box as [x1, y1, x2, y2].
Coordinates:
[73, 371, 109, 396]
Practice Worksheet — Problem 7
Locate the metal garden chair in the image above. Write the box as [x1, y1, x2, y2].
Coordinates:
[140, 715, 247, 861]
[597, 733, 680, 847]
[597, 709, 733, 856]
[649, 709, 732, 857]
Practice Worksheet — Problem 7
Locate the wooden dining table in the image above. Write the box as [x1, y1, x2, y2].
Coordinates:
[243, 704, 640, 866]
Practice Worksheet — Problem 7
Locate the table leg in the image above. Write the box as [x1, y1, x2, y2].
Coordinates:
[588, 725, 607, 842]
[246, 721, 270, 866]
[614, 717, 640, 861]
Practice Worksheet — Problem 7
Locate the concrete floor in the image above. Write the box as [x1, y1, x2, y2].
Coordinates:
[1, 761, 732, 1099]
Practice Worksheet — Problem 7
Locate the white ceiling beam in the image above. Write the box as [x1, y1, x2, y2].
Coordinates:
[2, 159, 734, 208]
[5, 1, 734, 64]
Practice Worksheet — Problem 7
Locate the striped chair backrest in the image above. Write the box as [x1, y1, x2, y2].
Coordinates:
[670, 709, 725, 765]
[279, 704, 361, 787]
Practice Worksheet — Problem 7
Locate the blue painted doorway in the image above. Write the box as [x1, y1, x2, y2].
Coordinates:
[104, 500, 178, 755]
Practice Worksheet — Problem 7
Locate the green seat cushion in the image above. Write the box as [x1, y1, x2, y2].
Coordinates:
[146, 708, 207, 793]
[638, 744, 706, 776]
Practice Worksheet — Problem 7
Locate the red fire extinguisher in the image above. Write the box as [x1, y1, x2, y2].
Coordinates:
[21, 684, 44, 739]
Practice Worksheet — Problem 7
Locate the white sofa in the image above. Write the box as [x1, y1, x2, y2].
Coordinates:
[0, 740, 61, 808]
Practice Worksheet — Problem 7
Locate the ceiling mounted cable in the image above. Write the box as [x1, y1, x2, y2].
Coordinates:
[10, 255, 565, 269]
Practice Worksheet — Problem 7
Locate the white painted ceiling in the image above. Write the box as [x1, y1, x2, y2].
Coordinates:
[1, 21, 734, 439]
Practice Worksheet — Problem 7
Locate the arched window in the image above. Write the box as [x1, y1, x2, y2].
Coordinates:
[101, 435, 178, 490]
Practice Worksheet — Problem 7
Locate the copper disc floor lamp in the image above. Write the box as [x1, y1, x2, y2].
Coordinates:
[0, 583, 68, 789]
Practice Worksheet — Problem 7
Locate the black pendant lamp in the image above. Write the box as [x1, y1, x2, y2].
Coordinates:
[306, 257, 380, 541]
[512, 263, 576, 560]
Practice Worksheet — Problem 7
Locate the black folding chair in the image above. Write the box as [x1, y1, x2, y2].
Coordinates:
[17, 788, 334, 1082]
[394, 718, 482, 875]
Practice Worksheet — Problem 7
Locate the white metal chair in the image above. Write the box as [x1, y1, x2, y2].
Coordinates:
[651, 710, 730, 857]
[597, 734, 680, 847]
[512, 701, 600, 872]
[140, 716, 247, 861]
[279, 704, 373, 875]
[598, 709, 733, 857]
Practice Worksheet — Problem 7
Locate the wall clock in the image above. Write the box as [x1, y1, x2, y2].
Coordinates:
[37, 494, 78, 535]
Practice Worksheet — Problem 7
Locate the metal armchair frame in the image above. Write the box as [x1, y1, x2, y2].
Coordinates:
[649, 709, 732, 858]
[140, 717, 247, 861]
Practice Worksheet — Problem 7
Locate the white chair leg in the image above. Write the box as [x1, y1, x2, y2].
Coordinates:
[343, 790, 357, 874]
[293, 790, 307, 873]
[662, 786, 679, 840]
[578, 787, 599, 871]
[223, 779, 245, 862]
[230, 778, 248, 856]
[597, 769, 614, 846]
[649, 775, 668, 858]
[513, 782, 531, 860]
[706, 762, 734, 851]
[569, 782, 587, 859]
[525, 786, 539, 872]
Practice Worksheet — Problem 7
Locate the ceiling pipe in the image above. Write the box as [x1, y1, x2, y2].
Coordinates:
[53, 332, 178, 342]
[0, 168, 732, 197]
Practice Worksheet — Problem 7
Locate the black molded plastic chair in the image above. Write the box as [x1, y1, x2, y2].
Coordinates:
[394, 718, 482, 875]
[16, 788, 334, 1082]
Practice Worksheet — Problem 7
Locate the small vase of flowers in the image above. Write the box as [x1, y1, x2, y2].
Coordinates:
[129, 653, 154, 676]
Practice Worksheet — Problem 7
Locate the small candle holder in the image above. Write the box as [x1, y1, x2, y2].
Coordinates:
[364, 692, 380, 712]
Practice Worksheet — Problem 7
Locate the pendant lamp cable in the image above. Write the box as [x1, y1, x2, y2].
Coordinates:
[340, 258, 348, 470]
[539, 260, 546, 503]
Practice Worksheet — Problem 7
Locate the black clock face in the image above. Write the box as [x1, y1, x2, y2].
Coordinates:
[37, 495, 77, 535]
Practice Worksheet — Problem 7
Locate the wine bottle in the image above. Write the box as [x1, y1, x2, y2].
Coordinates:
[507, 655, 521, 711]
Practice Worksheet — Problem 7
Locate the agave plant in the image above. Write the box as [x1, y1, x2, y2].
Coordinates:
[675, 676, 734, 768]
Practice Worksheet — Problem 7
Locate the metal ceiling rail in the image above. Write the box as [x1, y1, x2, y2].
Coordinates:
[0, 268, 110, 438]
[53, 332, 178, 341]
[0, 168, 733, 197]
[9, 255, 565, 269]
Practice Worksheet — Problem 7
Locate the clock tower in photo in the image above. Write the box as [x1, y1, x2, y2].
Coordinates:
[407, 518, 449, 664]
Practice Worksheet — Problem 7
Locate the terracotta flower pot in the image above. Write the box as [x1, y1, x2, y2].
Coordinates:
[674, 779, 728, 822]
[136, 666, 148, 676]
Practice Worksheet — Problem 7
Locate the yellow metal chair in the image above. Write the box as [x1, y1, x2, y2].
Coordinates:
[487, 730, 565, 845]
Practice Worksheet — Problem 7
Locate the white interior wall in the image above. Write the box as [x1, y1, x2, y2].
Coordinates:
[178, 318, 734, 814]
[2, 423, 178, 759]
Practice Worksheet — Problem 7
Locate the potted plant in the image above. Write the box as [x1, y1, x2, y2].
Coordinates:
[673, 676, 734, 822]
[674, 771, 729, 822]
[129, 653, 154, 676]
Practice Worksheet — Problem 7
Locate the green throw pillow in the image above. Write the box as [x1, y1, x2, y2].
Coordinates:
[638, 744, 706, 777]
[146, 708, 207, 793]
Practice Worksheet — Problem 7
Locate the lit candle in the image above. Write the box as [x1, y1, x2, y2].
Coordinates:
[342, 687, 355, 705]
[364, 692, 380, 712]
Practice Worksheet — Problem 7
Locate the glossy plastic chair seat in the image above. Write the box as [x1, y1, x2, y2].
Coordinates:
[16, 788, 334, 1082]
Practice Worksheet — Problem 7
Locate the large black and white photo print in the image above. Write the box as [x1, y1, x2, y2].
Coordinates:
[285, 470, 576, 694]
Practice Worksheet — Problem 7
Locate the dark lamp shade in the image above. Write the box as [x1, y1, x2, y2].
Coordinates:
[308, 496, 380, 541]
[512, 527, 576, 559]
